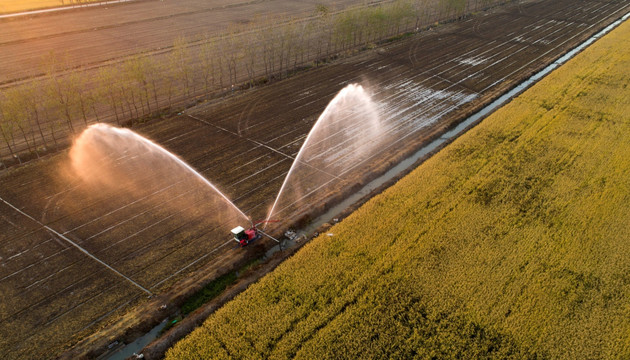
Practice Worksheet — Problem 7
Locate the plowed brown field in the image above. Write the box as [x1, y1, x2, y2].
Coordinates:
[0, 0, 374, 84]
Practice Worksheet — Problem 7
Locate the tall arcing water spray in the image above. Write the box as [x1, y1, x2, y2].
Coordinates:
[69, 84, 381, 248]
[70, 123, 249, 229]
[266, 84, 383, 227]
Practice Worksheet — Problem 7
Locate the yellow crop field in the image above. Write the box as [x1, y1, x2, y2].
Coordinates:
[0, 0, 101, 14]
[167, 18, 630, 359]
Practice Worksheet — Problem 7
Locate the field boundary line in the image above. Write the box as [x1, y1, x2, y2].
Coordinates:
[185, 113, 343, 182]
[0, 195, 153, 296]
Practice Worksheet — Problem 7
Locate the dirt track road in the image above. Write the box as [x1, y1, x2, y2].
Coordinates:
[1, 0, 629, 359]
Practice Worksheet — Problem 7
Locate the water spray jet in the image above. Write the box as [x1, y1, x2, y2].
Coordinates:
[265, 83, 383, 229]
[70, 123, 250, 225]
[67, 82, 381, 264]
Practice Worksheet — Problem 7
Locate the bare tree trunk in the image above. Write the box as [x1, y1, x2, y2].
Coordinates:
[0, 127, 16, 159]
[63, 105, 75, 134]
[129, 88, 140, 120]
[108, 91, 121, 125]
[17, 123, 33, 153]
[120, 87, 134, 119]
[151, 78, 160, 109]
[32, 108, 48, 149]
[78, 94, 89, 126]
[42, 107, 59, 148]
[90, 102, 100, 123]
[143, 82, 152, 114]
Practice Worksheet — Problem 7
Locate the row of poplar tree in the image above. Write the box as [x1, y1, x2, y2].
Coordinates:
[0, 0, 504, 164]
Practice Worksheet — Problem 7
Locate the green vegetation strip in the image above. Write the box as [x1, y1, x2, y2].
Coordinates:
[167, 19, 630, 359]
[162, 259, 263, 336]
[181, 272, 238, 316]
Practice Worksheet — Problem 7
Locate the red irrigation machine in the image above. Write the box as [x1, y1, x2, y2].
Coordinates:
[231, 220, 280, 247]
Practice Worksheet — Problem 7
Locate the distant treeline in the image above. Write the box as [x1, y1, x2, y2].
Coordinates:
[0, 0, 505, 165]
